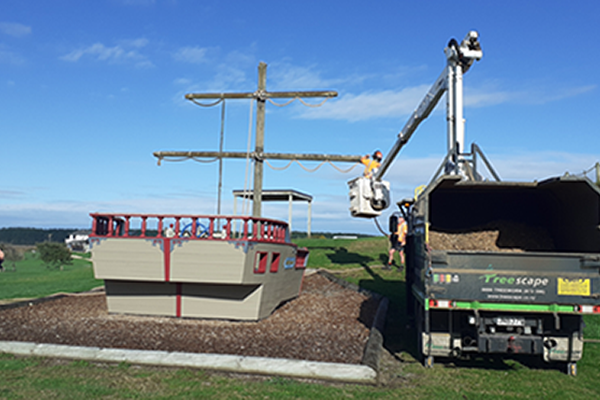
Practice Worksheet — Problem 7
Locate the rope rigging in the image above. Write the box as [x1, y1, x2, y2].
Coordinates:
[190, 98, 225, 108]
[157, 156, 219, 164]
[267, 97, 330, 108]
[264, 159, 360, 173]
[188, 94, 330, 109]
[158, 154, 360, 174]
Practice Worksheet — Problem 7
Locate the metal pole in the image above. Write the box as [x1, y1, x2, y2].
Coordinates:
[446, 64, 455, 163]
[455, 63, 465, 161]
[253, 62, 267, 218]
[596, 162, 600, 185]
[288, 194, 293, 235]
[232, 194, 238, 237]
[307, 200, 312, 238]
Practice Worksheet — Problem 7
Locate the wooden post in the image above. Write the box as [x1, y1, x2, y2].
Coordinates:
[253, 62, 267, 217]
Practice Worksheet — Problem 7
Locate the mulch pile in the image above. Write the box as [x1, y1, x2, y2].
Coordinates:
[429, 221, 555, 252]
[0, 273, 377, 365]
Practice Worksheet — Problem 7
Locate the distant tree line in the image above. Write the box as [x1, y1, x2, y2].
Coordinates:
[0, 227, 79, 245]
[289, 231, 374, 239]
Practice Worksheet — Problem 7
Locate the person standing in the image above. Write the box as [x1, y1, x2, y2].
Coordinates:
[386, 214, 407, 270]
[0, 248, 4, 272]
[361, 150, 383, 179]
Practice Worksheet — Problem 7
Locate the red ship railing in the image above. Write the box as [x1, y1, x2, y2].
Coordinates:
[89, 213, 290, 244]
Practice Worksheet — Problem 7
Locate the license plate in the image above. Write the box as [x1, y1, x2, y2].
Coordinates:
[495, 317, 525, 327]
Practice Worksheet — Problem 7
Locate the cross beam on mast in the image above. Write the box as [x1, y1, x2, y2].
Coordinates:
[154, 151, 362, 163]
[157, 62, 354, 218]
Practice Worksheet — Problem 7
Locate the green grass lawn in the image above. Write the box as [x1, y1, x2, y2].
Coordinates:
[2, 238, 600, 398]
[0, 251, 101, 301]
[294, 236, 389, 270]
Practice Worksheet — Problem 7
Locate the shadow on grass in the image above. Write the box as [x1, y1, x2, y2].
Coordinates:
[326, 247, 374, 265]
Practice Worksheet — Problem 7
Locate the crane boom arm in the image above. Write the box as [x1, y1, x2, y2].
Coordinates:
[348, 31, 482, 219]
[374, 31, 482, 182]
[375, 70, 448, 180]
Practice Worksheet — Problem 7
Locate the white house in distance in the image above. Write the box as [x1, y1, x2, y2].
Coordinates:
[65, 230, 91, 252]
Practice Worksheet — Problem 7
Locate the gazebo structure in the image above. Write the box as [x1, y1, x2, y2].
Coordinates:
[233, 189, 313, 238]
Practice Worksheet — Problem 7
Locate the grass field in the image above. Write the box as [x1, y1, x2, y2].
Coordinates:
[0, 251, 101, 301]
[294, 236, 390, 270]
[1, 238, 600, 398]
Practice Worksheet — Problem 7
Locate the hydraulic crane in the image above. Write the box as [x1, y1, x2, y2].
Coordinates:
[348, 31, 483, 218]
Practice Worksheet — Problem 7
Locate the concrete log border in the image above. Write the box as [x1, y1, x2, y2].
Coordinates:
[0, 341, 376, 383]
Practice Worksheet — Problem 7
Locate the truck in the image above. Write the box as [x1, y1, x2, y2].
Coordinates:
[403, 174, 600, 375]
[348, 31, 600, 375]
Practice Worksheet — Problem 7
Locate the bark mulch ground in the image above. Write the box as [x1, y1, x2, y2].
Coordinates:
[0, 273, 378, 365]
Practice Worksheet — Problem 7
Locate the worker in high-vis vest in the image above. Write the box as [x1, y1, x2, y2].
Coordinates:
[360, 150, 382, 179]
[386, 213, 407, 270]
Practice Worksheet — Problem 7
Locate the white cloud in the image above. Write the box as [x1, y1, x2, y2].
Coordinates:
[0, 51, 24, 65]
[485, 151, 599, 181]
[173, 77, 192, 86]
[60, 39, 153, 68]
[269, 63, 338, 90]
[464, 87, 513, 107]
[465, 83, 596, 107]
[173, 46, 209, 64]
[0, 44, 25, 65]
[297, 80, 597, 122]
[0, 22, 31, 38]
[515, 85, 596, 105]
[300, 85, 431, 122]
[120, 38, 149, 48]
[0, 189, 25, 199]
[0, 196, 218, 229]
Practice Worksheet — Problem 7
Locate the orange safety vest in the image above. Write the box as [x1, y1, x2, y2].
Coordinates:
[396, 220, 407, 244]
[361, 156, 380, 178]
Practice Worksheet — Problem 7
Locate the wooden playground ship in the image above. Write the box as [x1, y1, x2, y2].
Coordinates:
[89, 213, 308, 321]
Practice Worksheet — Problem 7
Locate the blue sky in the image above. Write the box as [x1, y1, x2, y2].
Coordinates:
[1, 0, 599, 234]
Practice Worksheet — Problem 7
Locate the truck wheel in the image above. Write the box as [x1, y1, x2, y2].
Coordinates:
[567, 362, 577, 376]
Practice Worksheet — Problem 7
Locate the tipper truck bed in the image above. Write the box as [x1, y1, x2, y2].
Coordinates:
[404, 175, 600, 375]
